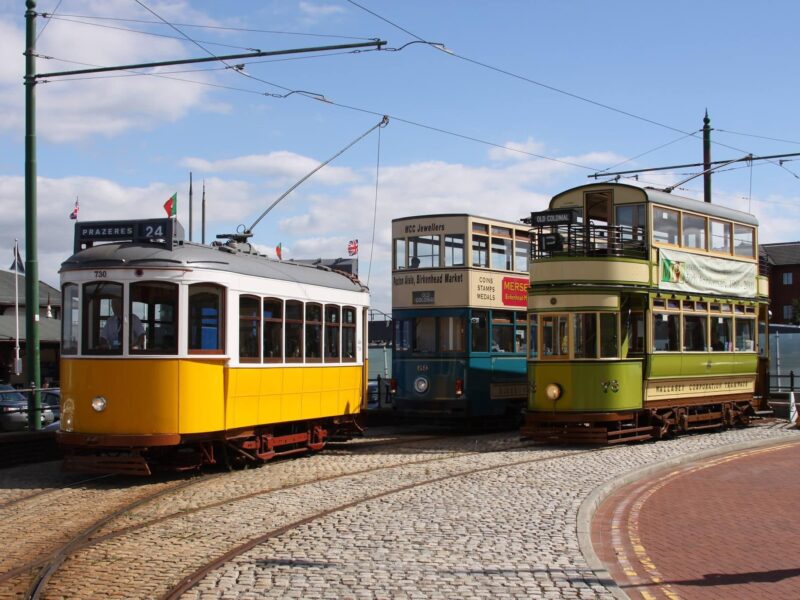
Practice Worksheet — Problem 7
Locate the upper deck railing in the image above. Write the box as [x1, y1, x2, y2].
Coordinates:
[530, 223, 648, 260]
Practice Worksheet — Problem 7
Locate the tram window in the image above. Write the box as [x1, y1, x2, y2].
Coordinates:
[439, 317, 466, 352]
[514, 314, 527, 353]
[695, 301, 708, 312]
[325, 305, 341, 362]
[394, 238, 407, 270]
[683, 315, 707, 352]
[653, 313, 679, 352]
[491, 237, 513, 271]
[306, 303, 323, 361]
[263, 298, 282, 362]
[131, 282, 178, 354]
[600, 313, 618, 358]
[573, 314, 597, 359]
[653, 208, 679, 245]
[528, 318, 538, 359]
[541, 315, 568, 358]
[444, 234, 465, 267]
[491, 310, 515, 352]
[188, 284, 225, 353]
[514, 233, 529, 273]
[62, 284, 79, 355]
[471, 310, 489, 352]
[733, 224, 755, 258]
[239, 295, 260, 362]
[710, 220, 731, 254]
[394, 319, 412, 352]
[83, 281, 123, 355]
[626, 311, 645, 356]
[409, 235, 440, 268]
[285, 300, 303, 362]
[615, 204, 646, 243]
[711, 316, 733, 352]
[735, 318, 756, 352]
[682, 214, 707, 250]
[342, 307, 357, 361]
[414, 317, 437, 353]
[472, 234, 489, 268]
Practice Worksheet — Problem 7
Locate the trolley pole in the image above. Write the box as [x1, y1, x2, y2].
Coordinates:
[24, 0, 42, 430]
[703, 110, 712, 203]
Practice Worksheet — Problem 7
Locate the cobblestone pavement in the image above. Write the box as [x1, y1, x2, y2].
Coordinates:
[179, 421, 796, 600]
[2, 422, 796, 599]
[592, 436, 800, 600]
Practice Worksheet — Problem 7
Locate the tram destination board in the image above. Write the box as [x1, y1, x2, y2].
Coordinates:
[75, 218, 181, 252]
[528, 209, 577, 226]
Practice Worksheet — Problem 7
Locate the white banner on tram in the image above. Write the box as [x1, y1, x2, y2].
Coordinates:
[658, 248, 757, 298]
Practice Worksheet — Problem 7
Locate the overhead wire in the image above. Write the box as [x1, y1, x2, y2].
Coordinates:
[35, 0, 63, 42]
[343, 0, 800, 184]
[42, 13, 376, 41]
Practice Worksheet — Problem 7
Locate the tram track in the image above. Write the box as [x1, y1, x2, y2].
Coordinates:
[10, 432, 554, 599]
[1, 431, 477, 597]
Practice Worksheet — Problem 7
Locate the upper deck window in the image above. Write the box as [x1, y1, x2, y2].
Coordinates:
[682, 214, 707, 250]
[615, 204, 646, 244]
[472, 234, 489, 268]
[653, 208, 679, 245]
[733, 224, 755, 258]
[189, 283, 225, 353]
[82, 282, 123, 355]
[710, 219, 731, 254]
[491, 236, 513, 270]
[514, 231, 529, 273]
[131, 281, 178, 354]
[444, 234, 465, 267]
[394, 238, 407, 270]
[409, 235, 440, 268]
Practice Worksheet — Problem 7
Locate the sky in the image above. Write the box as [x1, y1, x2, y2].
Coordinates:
[1, 0, 799, 314]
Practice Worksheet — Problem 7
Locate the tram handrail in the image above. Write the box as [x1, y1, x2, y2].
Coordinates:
[531, 223, 647, 259]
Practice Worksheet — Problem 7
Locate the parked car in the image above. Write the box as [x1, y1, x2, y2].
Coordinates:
[0, 384, 55, 431]
[41, 389, 61, 421]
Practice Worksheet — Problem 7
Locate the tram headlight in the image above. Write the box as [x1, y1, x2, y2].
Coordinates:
[414, 377, 429, 394]
[545, 383, 563, 401]
[91, 395, 108, 412]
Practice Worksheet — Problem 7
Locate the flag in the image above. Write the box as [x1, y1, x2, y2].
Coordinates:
[347, 239, 358, 256]
[276, 243, 282, 260]
[69, 199, 79, 220]
[10, 243, 24, 274]
[163, 193, 177, 217]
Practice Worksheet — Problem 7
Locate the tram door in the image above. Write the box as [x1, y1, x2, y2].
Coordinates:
[584, 190, 611, 252]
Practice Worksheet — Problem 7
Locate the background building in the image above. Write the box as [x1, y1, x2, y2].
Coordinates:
[761, 242, 800, 324]
[0, 269, 61, 385]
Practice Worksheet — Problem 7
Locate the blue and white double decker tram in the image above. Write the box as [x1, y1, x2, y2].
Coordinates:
[390, 213, 531, 424]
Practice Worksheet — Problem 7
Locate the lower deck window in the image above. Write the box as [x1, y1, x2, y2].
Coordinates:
[684, 315, 708, 352]
[131, 281, 178, 354]
[653, 313, 679, 352]
[189, 284, 225, 353]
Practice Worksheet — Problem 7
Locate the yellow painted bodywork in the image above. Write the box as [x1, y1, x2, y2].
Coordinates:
[61, 358, 363, 436]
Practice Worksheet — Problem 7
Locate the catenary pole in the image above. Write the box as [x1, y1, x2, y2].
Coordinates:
[24, 0, 41, 430]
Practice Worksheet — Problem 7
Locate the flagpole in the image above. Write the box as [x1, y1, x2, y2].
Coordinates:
[13, 240, 20, 376]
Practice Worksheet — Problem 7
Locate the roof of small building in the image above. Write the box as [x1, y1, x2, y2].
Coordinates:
[0, 314, 61, 343]
[761, 242, 800, 266]
[0, 270, 61, 308]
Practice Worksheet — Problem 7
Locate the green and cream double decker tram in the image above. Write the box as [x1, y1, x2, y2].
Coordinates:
[391, 214, 530, 423]
[523, 182, 768, 443]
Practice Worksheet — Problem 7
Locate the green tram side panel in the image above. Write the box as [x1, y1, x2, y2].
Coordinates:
[528, 360, 642, 412]
[647, 353, 758, 378]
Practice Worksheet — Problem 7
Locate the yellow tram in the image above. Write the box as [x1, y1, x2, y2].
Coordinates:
[57, 219, 370, 474]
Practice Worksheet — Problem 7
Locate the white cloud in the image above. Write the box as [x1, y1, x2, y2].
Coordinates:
[0, 2, 224, 142]
[488, 137, 548, 161]
[182, 151, 360, 186]
[298, 2, 346, 20]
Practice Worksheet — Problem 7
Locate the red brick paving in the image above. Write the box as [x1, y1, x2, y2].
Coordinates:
[592, 440, 800, 599]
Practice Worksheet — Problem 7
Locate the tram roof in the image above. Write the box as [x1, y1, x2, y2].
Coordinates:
[551, 183, 759, 226]
[60, 241, 368, 293]
[391, 213, 526, 226]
